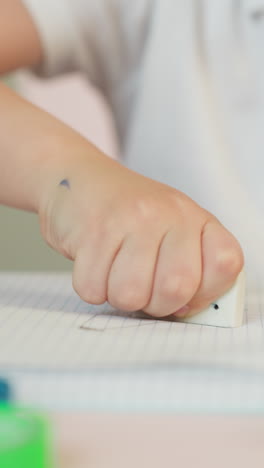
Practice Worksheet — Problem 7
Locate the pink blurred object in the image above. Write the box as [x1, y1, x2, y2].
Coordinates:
[53, 413, 264, 468]
[17, 72, 119, 159]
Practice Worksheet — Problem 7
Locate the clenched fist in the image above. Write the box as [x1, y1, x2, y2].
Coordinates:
[40, 148, 244, 319]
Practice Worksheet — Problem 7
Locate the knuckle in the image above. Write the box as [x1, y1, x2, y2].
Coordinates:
[214, 245, 244, 278]
[109, 285, 147, 311]
[130, 198, 159, 226]
[166, 190, 185, 210]
[159, 275, 197, 303]
[88, 222, 111, 247]
[166, 190, 198, 216]
[73, 278, 106, 305]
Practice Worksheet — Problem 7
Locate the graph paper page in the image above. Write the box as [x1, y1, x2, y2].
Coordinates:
[0, 272, 264, 372]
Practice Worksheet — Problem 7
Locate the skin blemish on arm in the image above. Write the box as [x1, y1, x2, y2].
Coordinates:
[59, 179, 70, 189]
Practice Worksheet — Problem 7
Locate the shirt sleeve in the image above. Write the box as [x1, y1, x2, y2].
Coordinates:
[22, 0, 152, 89]
[22, 0, 84, 77]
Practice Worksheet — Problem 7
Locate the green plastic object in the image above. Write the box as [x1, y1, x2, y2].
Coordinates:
[0, 405, 53, 468]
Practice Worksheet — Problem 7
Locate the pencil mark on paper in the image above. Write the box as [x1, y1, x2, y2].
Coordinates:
[79, 311, 183, 332]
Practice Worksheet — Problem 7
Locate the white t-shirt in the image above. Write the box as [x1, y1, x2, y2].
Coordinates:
[23, 0, 264, 281]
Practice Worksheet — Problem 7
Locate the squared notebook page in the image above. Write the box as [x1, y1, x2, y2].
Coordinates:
[0, 272, 264, 372]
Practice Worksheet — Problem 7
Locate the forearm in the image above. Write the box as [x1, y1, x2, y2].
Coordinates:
[0, 0, 42, 73]
[0, 1, 119, 213]
[0, 81, 115, 212]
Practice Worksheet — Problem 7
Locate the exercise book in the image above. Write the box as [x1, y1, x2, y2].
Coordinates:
[0, 272, 264, 411]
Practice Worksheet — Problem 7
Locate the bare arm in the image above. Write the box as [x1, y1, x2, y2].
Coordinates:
[0, 0, 42, 72]
[0, 0, 243, 318]
[0, 0, 110, 213]
[0, 0, 46, 210]
[0, 80, 110, 211]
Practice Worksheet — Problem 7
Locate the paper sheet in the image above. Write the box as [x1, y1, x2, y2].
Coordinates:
[0, 271, 264, 372]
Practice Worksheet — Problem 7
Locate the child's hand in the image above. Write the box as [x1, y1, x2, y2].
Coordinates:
[0, 82, 242, 318]
[40, 150, 244, 319]
[0, 2, 243, 318]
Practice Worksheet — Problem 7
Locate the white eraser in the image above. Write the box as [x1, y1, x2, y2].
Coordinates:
[177, 270, 246, 328]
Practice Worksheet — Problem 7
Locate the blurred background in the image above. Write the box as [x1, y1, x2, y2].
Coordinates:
[0, 72, 118, 270]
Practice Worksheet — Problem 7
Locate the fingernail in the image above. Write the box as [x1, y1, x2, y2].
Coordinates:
[174, 305, 190, 317]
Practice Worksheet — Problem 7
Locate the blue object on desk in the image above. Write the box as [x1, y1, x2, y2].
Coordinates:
[0, 377, 11, 402]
